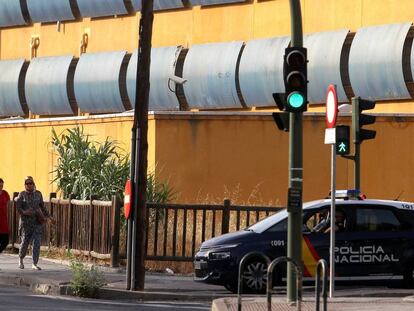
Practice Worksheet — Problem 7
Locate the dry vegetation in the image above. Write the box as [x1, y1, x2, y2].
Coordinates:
[34, 185, 282, 275]
[194, 183, 281, 207]
[142, 185, 282, 274]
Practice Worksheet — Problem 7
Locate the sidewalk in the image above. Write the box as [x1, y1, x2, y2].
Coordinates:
[1, 253, 414, 310]
[0, 253, 230, 301]
[212, 296, 414, 311]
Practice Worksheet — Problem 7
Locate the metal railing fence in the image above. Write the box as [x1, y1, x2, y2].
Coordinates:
[7, 195, 283, 264]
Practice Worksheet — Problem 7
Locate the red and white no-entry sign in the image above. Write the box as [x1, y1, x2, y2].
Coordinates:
[124, 179, 132, 219]
[326, 84, 338, 129]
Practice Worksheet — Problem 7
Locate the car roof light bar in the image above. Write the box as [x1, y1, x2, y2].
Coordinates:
[329, 189, 365, 200]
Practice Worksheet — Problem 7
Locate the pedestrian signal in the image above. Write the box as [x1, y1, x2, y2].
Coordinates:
[336, 125, 350, 155]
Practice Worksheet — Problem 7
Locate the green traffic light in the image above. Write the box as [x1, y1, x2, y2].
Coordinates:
[287, 92, 305, 109]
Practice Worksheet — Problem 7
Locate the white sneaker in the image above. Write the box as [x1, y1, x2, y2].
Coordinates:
[18, 259, 24, 269]
[32, 264, 41, 271]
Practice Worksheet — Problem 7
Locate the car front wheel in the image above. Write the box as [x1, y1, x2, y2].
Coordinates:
[242, 259, 268, 294]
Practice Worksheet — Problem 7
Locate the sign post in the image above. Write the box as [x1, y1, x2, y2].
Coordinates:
[325, 84, 338, 298]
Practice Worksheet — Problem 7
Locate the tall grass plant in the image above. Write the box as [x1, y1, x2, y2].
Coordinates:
[51, 126, 129, 201]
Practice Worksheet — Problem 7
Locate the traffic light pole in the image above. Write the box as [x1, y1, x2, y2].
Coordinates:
[288, 113, 303, 303]
[354, 143, 360, 190]
[351, 96, 376, 191]
[287, 0, 303, 303]
[352, 97, 361, 191]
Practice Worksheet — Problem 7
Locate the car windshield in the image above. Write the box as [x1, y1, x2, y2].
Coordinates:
[246, 209, 288, 233]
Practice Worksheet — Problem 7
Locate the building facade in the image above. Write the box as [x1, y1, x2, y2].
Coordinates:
[1, 0, 414, 204]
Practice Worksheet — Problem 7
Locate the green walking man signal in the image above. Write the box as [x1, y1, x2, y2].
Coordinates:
[336, 125, 350, 155]
[338, 143, 347, 153]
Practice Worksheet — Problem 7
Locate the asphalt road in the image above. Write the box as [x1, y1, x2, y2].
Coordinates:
[0, 285, 210, 311]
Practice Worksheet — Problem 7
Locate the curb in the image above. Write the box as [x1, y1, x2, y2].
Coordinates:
[1, 272, 414, 304]
[0, 275, 62, 296]
[96, 287, 235, 302]
[403, 296, 414, 302]
[211, 298, 229, 311]
[0, 273, 232, 302]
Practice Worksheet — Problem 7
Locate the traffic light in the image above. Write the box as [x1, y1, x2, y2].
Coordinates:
[336, 125, 350, 155]
[352, 97, 376, 144]
[283, 47, 308, 112]
[272, 112, 289, 132]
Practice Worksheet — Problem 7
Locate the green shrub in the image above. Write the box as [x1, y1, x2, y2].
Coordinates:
[51, 126, 176, 234]
[69, 259, 106, 298]
[51, 126, 130, 201]
[51, 126, 175, 203]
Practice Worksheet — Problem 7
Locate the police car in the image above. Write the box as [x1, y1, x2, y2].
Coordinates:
[193, 191, 414, 293]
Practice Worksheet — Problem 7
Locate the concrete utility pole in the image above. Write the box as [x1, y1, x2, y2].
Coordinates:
[287, 0, 304, 303]
[127, 0, 154, 291]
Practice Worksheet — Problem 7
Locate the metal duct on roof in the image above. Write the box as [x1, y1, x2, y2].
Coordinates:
[154, 0, 184, 10]
[74, 51, 127, 113]
[0, 59, 25, 117]
[183, 41, 244, 109]
[349, 22, 411, 101]
[131, 0, 184, 11]
[190, 0, 248, 6]
[410, 34, 414, 88]
[154, 0, 184, 11]
[0, 0, 27, 28]
[304, 29, 349, 104]
[27, 0, 75, 23]
[127, 46, 182, 111]
[239, 37, 290, 107]
[25, 55, 74, 115]
[131, 0, 141, 11]
[76, 0, 128, 18]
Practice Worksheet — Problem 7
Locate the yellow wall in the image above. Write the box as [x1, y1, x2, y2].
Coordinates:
[2, 113, 414, 205]
[153, 113, 349, 204]
[153, 113, 414, 204]
[1, 1, 414, 204]
[0, 114, 156, 197]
